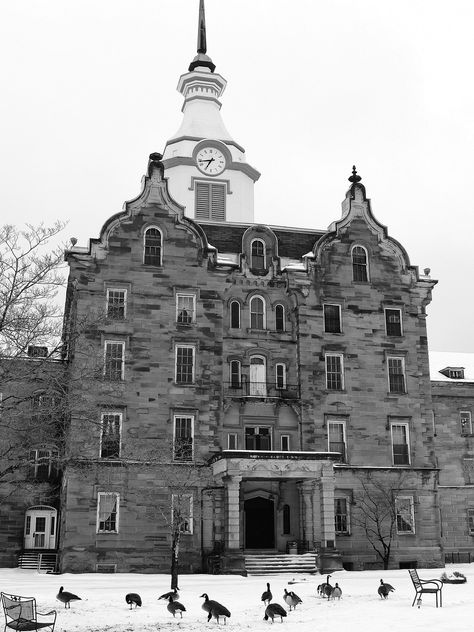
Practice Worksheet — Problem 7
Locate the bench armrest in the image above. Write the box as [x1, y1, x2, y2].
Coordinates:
[419, 579, 443, 589]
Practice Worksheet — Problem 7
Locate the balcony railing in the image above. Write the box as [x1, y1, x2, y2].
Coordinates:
[223, 382, 300, 399]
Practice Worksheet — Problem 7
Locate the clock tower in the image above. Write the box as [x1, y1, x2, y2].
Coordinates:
[162, 0, 260, 223]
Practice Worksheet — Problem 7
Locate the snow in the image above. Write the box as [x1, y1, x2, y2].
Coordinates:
[1, 564, 472, 632]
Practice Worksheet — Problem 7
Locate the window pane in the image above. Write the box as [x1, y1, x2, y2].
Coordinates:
[335, 498, 348, 533]
[392, 424, 409, 464]
[275, 305, 285, 332]
[176, 347, 194, 384]
[276, 364, 286, 389]
[385, 309, 402, 336]
[352, 246, 368, 282]
[324, 305, 341, 333]
[245, 427, 271, 450]
[144, 228, 161, 265]
[107, 290, 126, 320]
[251, 240, 265, 269]
[230, 361, 241, 388]
[101, 414, 121, 458]
[98, 494, 118, 532]
[388, 358, 405, 393]
[104, 343, 124, 380]
[177, 295, 195, 324]
[230, 301, 240, 328]
[326, 355, 343, 390]
[174, 416, 193, 461]
[396, 498, 414, 533]
[461, 412, 472, 435]
[250, 297, 265, 329]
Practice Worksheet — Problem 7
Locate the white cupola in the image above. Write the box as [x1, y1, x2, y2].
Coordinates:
[162, 0, 260, 223]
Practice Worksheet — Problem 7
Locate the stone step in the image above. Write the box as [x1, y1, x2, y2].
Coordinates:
[18, 551, 58, 573]
[245, 553, 317, 575]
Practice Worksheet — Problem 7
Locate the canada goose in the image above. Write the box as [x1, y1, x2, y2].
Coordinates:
[317, 575, 332, 599]
[125, 593, 142, 609]
[56, 586, 81, 609]
[158, 588, 179, 601]
[167, 595, 186, 618]
[200, 593, 231, 624]
[378, 579, 395, 599]
[264, 603, 287, 623]
[331, 583, 342, 600]
[283, 589, 302, 610]
[261, 583, 273, 605]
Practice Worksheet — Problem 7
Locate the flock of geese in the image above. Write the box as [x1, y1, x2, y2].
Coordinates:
[55, 577, 396, 622]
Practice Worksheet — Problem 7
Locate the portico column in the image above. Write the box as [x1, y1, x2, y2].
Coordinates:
[224, 474, 242, 550]
[319, 462, 336, 547]
[298, 480, 315, 545]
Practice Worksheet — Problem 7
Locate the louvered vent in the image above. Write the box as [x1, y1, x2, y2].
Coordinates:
[195, 182, 226, 220]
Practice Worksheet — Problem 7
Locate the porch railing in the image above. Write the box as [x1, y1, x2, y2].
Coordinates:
[224, 382, 300, 399]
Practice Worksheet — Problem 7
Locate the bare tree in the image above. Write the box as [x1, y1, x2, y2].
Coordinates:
[0, 222, 66, 358]
[351, 470, 411, 570]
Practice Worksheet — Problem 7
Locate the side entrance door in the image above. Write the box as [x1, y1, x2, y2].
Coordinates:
[24, 506, 57, 549]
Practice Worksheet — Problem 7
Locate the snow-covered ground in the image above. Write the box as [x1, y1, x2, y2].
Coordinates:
[0, 564, 471, 632]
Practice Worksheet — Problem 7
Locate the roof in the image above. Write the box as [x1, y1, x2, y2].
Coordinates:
[429, 351, 474, 383]
[197, 221, 324, 259]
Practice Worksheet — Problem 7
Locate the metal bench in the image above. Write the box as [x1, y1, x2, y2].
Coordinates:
[1, 592, 57, 631]
[408, 569, 443, 608]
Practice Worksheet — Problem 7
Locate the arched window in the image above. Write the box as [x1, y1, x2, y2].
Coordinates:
[229, 360, 241, 389]
[251, 239, 266, 270]
[144, 227, 162, 266]
[250, 296, 265, 329]
[249, 355, 267, 397]
[352, 245, 368, 282]
[275, 304, 285, 332]
[230, 301, 241, 329]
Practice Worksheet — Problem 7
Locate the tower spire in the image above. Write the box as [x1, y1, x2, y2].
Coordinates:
[189, 0, 216, 72]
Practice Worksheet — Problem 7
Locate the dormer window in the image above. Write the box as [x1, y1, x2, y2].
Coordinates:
[352, 245, 369, 282]
[439, 367, 465, 380]
[144, 228, 162, 266]
[251, 239, 266, 271]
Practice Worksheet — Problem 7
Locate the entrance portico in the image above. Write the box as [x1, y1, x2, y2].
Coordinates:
[210, 450, 341, 571]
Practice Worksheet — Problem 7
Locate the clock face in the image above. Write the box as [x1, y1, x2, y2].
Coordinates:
[196, 146, 226, 176]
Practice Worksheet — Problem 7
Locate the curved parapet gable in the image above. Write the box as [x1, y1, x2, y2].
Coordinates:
[65, 153, 212, 261]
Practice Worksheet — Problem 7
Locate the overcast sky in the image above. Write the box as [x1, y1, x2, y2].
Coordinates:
[1, 1, 473, 352]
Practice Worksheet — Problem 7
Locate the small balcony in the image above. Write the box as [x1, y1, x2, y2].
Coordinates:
[223, 381, 300, 400]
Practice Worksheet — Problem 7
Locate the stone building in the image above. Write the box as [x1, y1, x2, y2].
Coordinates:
[1, 1, 473, 573]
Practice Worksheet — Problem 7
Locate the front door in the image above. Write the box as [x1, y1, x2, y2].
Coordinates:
[244, 496, 275, 549]
[249, 356, 266, 396]
[24, 506, 57, 550]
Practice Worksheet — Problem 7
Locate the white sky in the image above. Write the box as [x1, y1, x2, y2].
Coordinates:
[1, 565, 471, 632]
[1, 0, 473, 352]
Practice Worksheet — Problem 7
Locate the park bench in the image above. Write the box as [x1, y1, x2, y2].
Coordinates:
[408, 569, 443, 608]
[1, 592, 57, 631]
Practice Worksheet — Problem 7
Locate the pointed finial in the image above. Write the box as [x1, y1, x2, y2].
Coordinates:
[189, 0, 216, 72]
[348, 165, 362, 184]
[197, 0, 207, 54]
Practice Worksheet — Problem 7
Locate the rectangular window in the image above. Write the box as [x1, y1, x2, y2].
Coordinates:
[328, 420, 346, 461]
[281, 435, 290, 451]
[460, 411, 473, 436]
[195, 182, 226, 221]
[334, 498, 349, 534]
[175, 345, 195, 384]
[100, 413, 121, 459]
[97, 492, 119, 533]
[396, 496, 415, 534]
[230, 360, 241, 388]
[28, 449, 58, 480]
[468, 509, 474, 536]
[174, 415, 194, 462]
[176, 294, 196, 324]
[172, 494, 193, 534]
[106, 289, 127, 320]
[245, 426, 271, 450]
[385, 308, 402, 336]
[388, 357, 406, 394]
[104, 341, 125, 381]
[391, 422, 410, 465]
[228, 433, 238, 450]
[275, 363, 286, 389]
[324, 304, 342, 333]
[325, 354, 344, 390]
